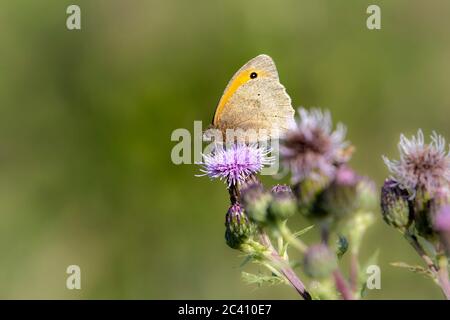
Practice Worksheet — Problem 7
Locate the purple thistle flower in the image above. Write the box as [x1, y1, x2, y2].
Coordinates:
[383, 130, 450, 197]
[281, 108, 349, 183]
[198, 143, 274, 187]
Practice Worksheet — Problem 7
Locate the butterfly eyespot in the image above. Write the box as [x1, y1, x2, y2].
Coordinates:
[250, 72, 258, 79]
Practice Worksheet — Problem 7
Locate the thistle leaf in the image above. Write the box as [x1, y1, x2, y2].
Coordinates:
[417, 237, 437, 259]
[241, 272, 284, 286]
[282, 225, 314, 253]
[239, 255, 253, 268]
[364, 249, 380, 269]
[360, 282, 369, 298]
[390, 262, 434, 279]
[292, 225, 314, 238]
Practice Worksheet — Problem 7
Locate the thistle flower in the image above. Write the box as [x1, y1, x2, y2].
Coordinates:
[383, 130, 450, 198]
[198, 143, 274, 187]
[225, 203, 255, 249]
[281, 108, 350, 184]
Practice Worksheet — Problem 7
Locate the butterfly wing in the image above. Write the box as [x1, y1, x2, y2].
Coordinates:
[212, 55, 295, 140]
[219, 78, 295, 132]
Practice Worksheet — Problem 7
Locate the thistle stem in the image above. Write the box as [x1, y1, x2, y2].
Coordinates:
[404, 233, 438, 274]
[405, 232, 450, 299]
[320, 224, 330, 245]
[333, 269, 354, 300]
[436, 255, 450, 300]
[277, 222, 308, 254]
[349, 252, 359, 293]
[260, 232, 312, 300]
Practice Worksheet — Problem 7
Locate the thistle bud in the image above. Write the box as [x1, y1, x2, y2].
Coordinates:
[294, 174, 330, 216]
[356, 177, 377, 211]
[241, 182, 272, 224]
[413, 187, 450, 241]
[380, 179, 411, 233]
[417, 187, 450, 242]
[313, 166, 359, 219]
[268, 185, 297, 220]
[224, 203, 255, 249]
[303, 244, 338, 279]
[411, 188, 435, 240]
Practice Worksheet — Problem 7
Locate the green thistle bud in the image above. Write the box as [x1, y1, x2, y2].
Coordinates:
[414, 198, 434, 241]
[356, 177, 377, 211]
[313, 166, 359, 219]
[380, 179, 411, 233]
[224, 203, 255, 249]
[268, 185, 297, 220]
[415, 187, 450, 241]
[294, 174, 330, 216]
[303, 244, 338, 279]
[241, 183, 272, 224]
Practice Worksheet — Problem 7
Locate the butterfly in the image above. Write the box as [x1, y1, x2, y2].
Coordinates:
[206, 54, 295, 143]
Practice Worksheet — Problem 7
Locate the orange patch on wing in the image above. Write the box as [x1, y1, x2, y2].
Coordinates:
[213, 69, 265, 125]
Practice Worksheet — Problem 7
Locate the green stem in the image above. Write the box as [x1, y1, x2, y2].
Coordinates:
[437, 255, 450, 300]
[404, 233, 438, 274]
[277, 221, 308, 253]
[349, 252, 359, 293]
[404, 232, 450, 299]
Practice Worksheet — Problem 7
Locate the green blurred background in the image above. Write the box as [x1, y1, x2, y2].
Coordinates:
[1, 0, 449, 299]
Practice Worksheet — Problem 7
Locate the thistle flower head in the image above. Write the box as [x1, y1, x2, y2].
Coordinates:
[198, 143, 273, 187]
[383, 130, 450, 198]
[281, 108, 349, 183]
[225, 203, 255, 249]
[380, 179, 411, 232]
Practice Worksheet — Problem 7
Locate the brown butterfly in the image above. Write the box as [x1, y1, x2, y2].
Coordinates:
[207, 54, 295, 143]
